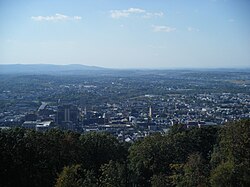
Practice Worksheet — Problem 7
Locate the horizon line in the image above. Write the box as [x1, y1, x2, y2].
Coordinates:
[0, 63, 250, 71]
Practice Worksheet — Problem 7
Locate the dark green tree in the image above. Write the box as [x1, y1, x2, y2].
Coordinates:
[176, 153, 208, 187]
[99, 160, 127, 187]
[128, 133, 174, 186]
[0, 128, 83, 187]
[210, 120, 250, 186]
[128, 125, 219, 186]
[55, 164, 97, 187]
[151, 173, 170, 187]
[210, 161, 235, 187]
[79, 132, 127, 174]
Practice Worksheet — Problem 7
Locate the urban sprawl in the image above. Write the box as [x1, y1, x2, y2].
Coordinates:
[0, 70, 249, 142]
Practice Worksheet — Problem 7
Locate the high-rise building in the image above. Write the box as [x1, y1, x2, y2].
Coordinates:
[148, 105, 152, 123]
[57, 105, 79, 125]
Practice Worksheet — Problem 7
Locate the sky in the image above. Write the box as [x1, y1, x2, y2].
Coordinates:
[0, 0, 250, 69]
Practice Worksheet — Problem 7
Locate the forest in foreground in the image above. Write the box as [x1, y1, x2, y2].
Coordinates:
[0, 120, 249, 187]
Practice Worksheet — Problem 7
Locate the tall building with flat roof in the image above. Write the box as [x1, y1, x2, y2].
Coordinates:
[148, 105, 152, 123]
[57, 105, 79, 125]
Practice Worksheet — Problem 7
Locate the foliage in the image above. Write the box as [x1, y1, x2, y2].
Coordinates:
[210, 119, 250, 186]
[55, 165, 97, 187]
[151, 173, 170, 187]
[79, 132, 127, 173]
[0, 120, 249, 187]
[128, 125, 218, 186]
[210, 161, 235, 187]
[0, 129, 127, 187]
[99, 160, 127, 187]
[128, 133, 174, 186]
[176, 153, 209, 187]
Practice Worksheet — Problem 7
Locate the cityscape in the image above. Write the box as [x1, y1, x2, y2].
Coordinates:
[1, 66, 249, 142]
[1, 0, 250, 186]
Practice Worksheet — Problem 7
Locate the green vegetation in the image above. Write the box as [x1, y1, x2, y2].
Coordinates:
[0, 120, 249, 187]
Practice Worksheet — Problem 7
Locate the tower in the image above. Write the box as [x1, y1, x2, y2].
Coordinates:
[57, 105, 79, 125]
[148, 105, 152, 123]
[84, 107, 87, 116]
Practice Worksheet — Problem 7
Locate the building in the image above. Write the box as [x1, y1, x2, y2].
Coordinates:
[57, 105, 79, 125]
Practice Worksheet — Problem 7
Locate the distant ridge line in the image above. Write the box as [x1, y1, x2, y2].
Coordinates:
[0, 64, 107, 74]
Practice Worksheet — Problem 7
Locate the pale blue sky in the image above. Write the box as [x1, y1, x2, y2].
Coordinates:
[0, 0, 249, 68]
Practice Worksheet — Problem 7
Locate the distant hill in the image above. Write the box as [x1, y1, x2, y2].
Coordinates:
[1, 64, 249, 75]
[0, 64, 106, 74]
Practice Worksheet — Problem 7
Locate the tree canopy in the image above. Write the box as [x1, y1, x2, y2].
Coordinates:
[0, 119, 249, 187]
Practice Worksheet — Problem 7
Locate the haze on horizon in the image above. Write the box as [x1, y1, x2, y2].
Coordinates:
[0, 0, 250, 69]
